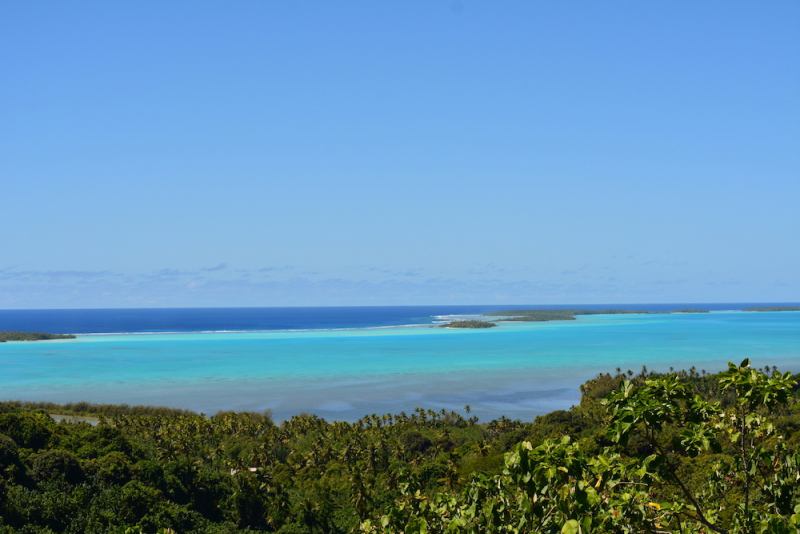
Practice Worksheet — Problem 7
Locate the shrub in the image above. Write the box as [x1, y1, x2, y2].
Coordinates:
[0, 433, 19, 467]
[31, 449, 83, 484]
[399, 431, 432, 453]
[0, 413, 52, 450]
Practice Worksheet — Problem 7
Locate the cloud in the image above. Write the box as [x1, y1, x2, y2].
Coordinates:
[257, 265, 294, 273]
[156, 269, 189, 276]
[0, 269, 119, 282]
[202, 263, 228, 272]
[706, 280, 742, 287]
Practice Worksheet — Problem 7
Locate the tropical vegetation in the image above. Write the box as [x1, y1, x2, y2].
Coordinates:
[483, 309, 717, 322]
[438, 320, 497, 329]
[0, 360, 797, 533]
[483, 309, 666, 322]
[0, 331, 76, 342]
[744, 307, 800, 312]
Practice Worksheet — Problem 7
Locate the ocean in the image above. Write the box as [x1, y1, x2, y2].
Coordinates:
[1, 304, 798, 422]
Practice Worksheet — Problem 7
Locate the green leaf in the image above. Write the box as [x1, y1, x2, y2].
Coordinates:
[562, 519, 580, 534]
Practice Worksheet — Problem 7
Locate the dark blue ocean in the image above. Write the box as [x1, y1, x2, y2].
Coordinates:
[0, 303, 794, 334]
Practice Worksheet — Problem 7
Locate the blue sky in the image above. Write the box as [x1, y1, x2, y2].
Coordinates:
[1, 1, 798, 308]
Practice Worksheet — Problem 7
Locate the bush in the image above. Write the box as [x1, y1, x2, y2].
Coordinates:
[0, 433, 19, 467]
[92, 451, 133, 486]
[30, 449, 83, 485]
[0, 413, 52, 450]
[399, 431, 432, 453]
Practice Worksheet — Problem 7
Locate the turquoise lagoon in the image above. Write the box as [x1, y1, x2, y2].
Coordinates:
[1, 311, 798, 422]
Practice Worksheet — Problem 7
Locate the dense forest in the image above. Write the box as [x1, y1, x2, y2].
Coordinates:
[0, 360, 798, 533]
[0, 332, 76, 342]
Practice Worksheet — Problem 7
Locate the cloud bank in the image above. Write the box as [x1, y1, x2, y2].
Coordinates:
[0, 264, 795, 308]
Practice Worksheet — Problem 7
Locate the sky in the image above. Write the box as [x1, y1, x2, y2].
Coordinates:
[1, 1, 798, 308]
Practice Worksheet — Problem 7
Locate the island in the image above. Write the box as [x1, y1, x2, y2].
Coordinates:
[483, 308, 711, 322]
[483, 309, 667, 322]
[438, 320, 497, 328]
[744, 306, 800, 312]
[0, 331, 76, 342]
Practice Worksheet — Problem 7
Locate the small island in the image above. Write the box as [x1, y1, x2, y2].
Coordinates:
[438, 320, 497, 328]
[483, 308, 714, 322]
[483, 309, 667, 322]
[0, 331, 76, 342]
[744, 306, 800, 312]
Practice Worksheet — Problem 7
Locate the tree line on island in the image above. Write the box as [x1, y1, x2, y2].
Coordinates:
[0, 360, 798, 533]
[484, 309, 708, 323]
[438, 306, 798, 328]
[439, 309, 707, 328]
[438, 320, 497, 329]
[0, 331, 76, 342]
[743, 306, 800, 312]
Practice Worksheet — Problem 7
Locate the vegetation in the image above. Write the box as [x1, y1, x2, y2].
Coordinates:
[0, 361, 797, 533]
[483, 309, 668, 322]
[438, 320, 497, 329]
[3, 400, 195, 419]
[0, 331, 76, 342]
[484, 308, 719, 322]
[744, 306, 800, 312]
[365, 360, 800, 534]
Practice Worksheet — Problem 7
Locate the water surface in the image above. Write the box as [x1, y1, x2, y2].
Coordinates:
[2, 309, 797, 422]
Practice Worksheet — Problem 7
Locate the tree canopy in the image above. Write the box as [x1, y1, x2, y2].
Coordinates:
[0, 361, 797, 533]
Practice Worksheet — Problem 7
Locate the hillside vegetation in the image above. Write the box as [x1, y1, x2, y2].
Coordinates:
[0, 360, 797, 533]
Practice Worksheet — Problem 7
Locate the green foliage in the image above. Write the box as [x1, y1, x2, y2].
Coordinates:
[365, 359, 800, 534]
[0, 434, 19, 468]
[438, 320, 497, 328]
[484, 308, 723, 322]
[484, 309, 670, 322]
[400, 431, 433, 453]
[0, 361, 797, 533]
[0, 331, 76, 342]
[0, 412, 53, 450]
[30, 450, 83, 485]
[743, 306, 800, 312]
[0, 400, 195, 419]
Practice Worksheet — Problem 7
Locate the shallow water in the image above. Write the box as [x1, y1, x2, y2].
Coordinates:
[1, 311, 798, 422]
